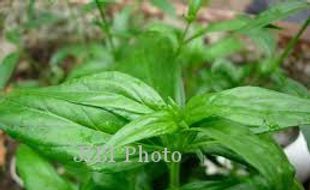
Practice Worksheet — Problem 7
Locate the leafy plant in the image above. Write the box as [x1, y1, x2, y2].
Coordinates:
[1, 0, 310, 190]
[2, 69, 310, 190]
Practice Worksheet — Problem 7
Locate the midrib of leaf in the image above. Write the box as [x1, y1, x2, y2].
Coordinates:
[3, 95, 124, 134]
[3, 98, 91, 132]
[62, 71, 166, 110]
[12, 89, 154, 123]
[0, 99, 112, 150]
[75, 79, 161, 109]
[106, 110, 180, 148]
[186, 87, 310, 132]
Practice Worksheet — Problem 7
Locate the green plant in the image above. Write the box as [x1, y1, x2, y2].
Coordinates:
[1, 0, 310, 190]
[3, 66, 310, 190]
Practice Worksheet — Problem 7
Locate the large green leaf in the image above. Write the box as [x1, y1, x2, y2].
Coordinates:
[64, 71, 159, 115]
[0, 71, 166, 172]
[186, 86, 310, 133]
[190, 119, 295, 190]
[1, 92, 126, 133]
[0, 96, 115, 171]
[15, 88, 153, 122]
[16, 144, 74, 190]
[0, 52, 19, 90]
[4, 71, 166, 132]
[42, 71, 165, 111]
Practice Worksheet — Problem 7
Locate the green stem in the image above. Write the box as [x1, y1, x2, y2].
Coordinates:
[276, 16, 310, 67]
[169, 162, 180, 190]
[95, 0, 115, 53]
[175, 22, 191, 57]
[184, 27, 207, 44]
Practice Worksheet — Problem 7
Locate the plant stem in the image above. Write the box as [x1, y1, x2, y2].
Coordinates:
[95, 0, 115, 53]
[169, 162, 180, 190]
[175, 22, 191, 57]
[276, 16, 310, 67]
[184, 27, 207, 44]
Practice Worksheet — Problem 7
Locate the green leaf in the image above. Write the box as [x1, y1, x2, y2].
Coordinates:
[204, 37, 244, 61]
[112, 6, 133, 37]
[16, 144, 74, 190]
[245, 28, 276, 57]
[4, 71, 165, 131]
[0, 96, 114, 170]
[186, 1, 309, 42]
[107, 111, 178, 148]
[188, 58, 244, 96]
[184, 16, 249, 43]
[117, 32, 183, 104]
[186, 0, 202, 22]
[191, 119, 295, 190]
[150, 0, 176, 16]
[186, 86, 310, 133]
[291, 179, 304, 190]
[180, 35, 206, 66]
[2, 91, 126, 133]
[0, 92, 145, 172]
[301, 123, 310, 152]
[239, 1, 310, 31]
[211, 59, 243, 83]
[1, 71, 165, 132]
[58, 71, 165, 111]
[272, 74, 310, 99]
[205, 16, 249, 33]
[0, 52, 19, 90]
[146, 23, 179, 49]
[0, 71, 166, 172]
[5, 29, 22, 44]
[270, 75, 310, 152]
